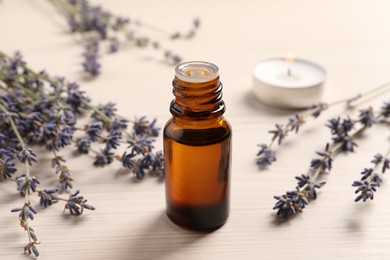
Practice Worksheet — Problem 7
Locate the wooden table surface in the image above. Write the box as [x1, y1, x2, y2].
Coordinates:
[1, 0, 390, 259]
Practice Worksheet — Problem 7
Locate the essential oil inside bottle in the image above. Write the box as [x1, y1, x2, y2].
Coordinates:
[164, 61, 232, 231]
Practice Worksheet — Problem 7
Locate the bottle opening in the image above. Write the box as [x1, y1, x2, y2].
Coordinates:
[175, 61, 219, 83]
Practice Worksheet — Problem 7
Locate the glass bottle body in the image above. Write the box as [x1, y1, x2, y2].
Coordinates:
[164, 61, 232, 230]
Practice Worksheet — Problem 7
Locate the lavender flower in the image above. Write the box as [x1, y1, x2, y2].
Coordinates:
[105, 129, 122, 149]
[359, 107, 376, 127]
[352, 151, 390, 202]
[127, 134, 154, 155]
[352, 180, 377, 202]
[133, 117, 160, 137]
[11, 203, 37, 221]
[121, 152, 137, 169]
[143, 151, 164, 172]
[94, 148, 114, 166]
[327, 117, 357, 152]
[24, 242, 39, 257]
[76, 139, 91, 154]
[17, 148, 37, 165]
[82, 40, 101, 77]
[38, 189, 59, 208]
[273, 188, 308, 218]
[0, 157, 17, 179]
[16, 175, 40, 196]
[64, 190, 95, 215]
[269, 124, 286, 145]
[289, 114, 305, 133]
[85, 122, 103, 142]
[310, 143, 333, 171]
[59, 171, 73, 191]
[256, 144, 276, 169]
[0, 50, 164, 257]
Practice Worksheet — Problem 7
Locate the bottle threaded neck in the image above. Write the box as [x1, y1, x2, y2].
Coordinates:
[175, 61, 219, 83]
[171, 61, 225, 119]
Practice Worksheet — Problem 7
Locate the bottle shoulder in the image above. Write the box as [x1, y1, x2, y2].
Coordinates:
[164, 117, 231, 146]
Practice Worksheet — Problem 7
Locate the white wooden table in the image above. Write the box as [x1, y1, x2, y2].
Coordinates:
[1, 0, 390, 259]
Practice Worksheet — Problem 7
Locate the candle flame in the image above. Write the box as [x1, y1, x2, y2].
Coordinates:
[286, 52, 295, 63]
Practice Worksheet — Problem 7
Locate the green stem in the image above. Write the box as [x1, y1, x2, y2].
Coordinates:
[304, 112, 384, 190]
[0, 101, 35, 244]
[268, 82, 390, 151]
[80, 99, 111, 124]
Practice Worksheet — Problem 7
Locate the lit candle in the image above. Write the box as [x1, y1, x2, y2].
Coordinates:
[252, 55, 326, 108]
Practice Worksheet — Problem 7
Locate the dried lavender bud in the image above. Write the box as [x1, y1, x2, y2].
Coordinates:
[310, 143, 333, 171]
[133, 117, 160, 137]
[360, 168, 373, 180]
[269, 124, 286, 145]
[53, 126, 74, 150]
[372, 173, 382, 186]
[273, 188, 308, 218]
[256, 144, 276, 169]
[326, 117, 340, 135]
[353, 180, 377, 202]
[112, 118, 129, 130]
[76, 139, 91, 154]
[85, 122, 103, 142]
[105, 129, 122, 149]
[93, 148, 114, 166]
[121, 152, 137, 169]
[341, 117, 355, 132]
[352, 151, 389, 202]
[59, 172, 73, 191]
[82, 40, 101, 77]
[64, 190, 95, 215]
[371, 154, 383, 165]
[38, 189, 59, 208]
[359, 107, 376, 127]
[142, 151, 164, 172]
[24, 242, 39, 257]
[295, 174, 310, 187]
[18, 204, 37, 221]
[16, 175, 40, 196]
[288, 114, 305, 133]
[127, 133, 154, 155]
[0, 157, 17, 179]
[383, 159, 390, 173]
[332, 135, 357, 152]
[306, 181, 326, 199]
[17, 148, 37, 165]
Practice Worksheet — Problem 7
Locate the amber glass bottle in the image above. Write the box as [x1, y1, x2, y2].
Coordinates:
[164, 61, 232, 231]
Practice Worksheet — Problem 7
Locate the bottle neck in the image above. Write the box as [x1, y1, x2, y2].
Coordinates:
[170, 76, 225, 120]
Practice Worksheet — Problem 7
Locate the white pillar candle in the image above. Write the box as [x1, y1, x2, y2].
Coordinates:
[252, 57, 326, 109]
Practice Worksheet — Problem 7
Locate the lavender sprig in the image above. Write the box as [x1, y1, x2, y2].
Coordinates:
[352, 148, 390, 202]
[0, 101, 40, 257]
[256, 82, 390, 170]
[47, 0, 200, 76]
[273, 103, 387, 218]
[0, 50, 163, 256]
